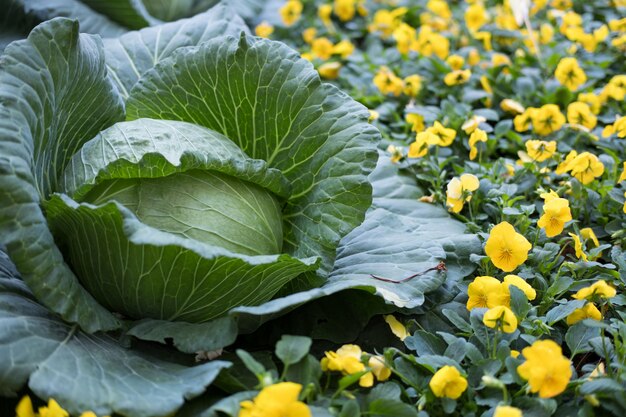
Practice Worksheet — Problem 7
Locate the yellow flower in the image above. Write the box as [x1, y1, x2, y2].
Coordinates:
[537, 196, 572, 237]
[555, 57, 587, 91]
[446, 54, 465, 70]
[580, 227, 600, 248]
[318, 62, 341, 79]
[426, 121, 457, 147]
[485, 222, 532, 272]
[517, 340, 572, 398]
[368, 8, 408, 38]
[321, 345, 386, 387]
[408, 132, 433, 158]
[461, 115, 486, 134]
[393, 23, 416, 55]
[566, 302, 602, 325]
[567, 152, 604, 185]
[446, 173, 479, 213]
[16, 396, 37, 417]
[483, 305, 518, 333]
[602, 115, 626, 138]
[525, 140, 557, 162]
[494, 406, 523, 417]
[514, 107, 538, 132]
[311, 37, 334, 60]
[415, 25, 450, 59]
[624, 191, 626, 214]
[465, 3, 489, 31]
[567, 102, 597, 130]
[444, 69, 472, 86]
[280, 0, 303, 26]
[368, 356, 392, 382]
[254, 21, 274, 38]
[239, 382, 311, 417]
[474, 31, 492, 51]
[429, 366, 468, 399]
[572, 280, 617, 300]
[427, 0, 452, 20]
[318, 4, 333, 27]
[302, 27, 317, 44]
[500, 99, 525, 115]
[384, 314, 409, 340]
[577, 92, 601, 114]
[555, 150, 578, 175]
[39, 400, 69, 417]
[406, 113, 425, 132]
[332, 39, 355, 58]
[492, 53, 511, 69]
[504, 274, 537, 301]
[373, 66, 404, 96]
[531, 104, 565, 136]
[569, 233, 588, 262]
[403, 74, 422, 96]
[468, 128, 488, 160]
[334, 0, 356, 22]
[466, 275, 506, 310]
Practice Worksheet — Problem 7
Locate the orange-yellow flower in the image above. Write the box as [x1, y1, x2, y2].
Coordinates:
[537, 196, 572, 237]
[483, 305, 518, 333]
[530, 104, 565, 136]
[466, 275, 506, 310]
[254, 21, 274, 38]
[429, 366, 468, 399]
[485, 222, 532, 272]
[426, 121, 457, 146]
[555, 57, 586, 91]
[239, 382, 311, 417]
[444, 69, 472, 86]
[525, 140, 557, 162]
[517, 340, 572, 398]
[572, 280, 617, 300]
[446, 173, 479, 213]
[566, 303, 602, 325]
[280, 0, 303, 26]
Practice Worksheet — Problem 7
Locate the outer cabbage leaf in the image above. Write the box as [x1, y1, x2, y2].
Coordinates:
[46, 194, 319, 322]
[142, 0, 195, 21]
[0, 18, 125, 332]
[126, 34, 380, 275]
[230, 155, 480, 331]
[78, 0, 159, 29]
[0, 249, 230, 417]
[189, 0, 265, 22]
[103, 3, 249, 98]
[0, 0, 127, 50]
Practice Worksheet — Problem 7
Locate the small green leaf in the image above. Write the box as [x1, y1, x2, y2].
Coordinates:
[546, 300, 586, 325]
[236, 350, 266, 376]
[566, 322, 601, 356]
[275, 335, 312, 366]
[368, 398, 419, 417]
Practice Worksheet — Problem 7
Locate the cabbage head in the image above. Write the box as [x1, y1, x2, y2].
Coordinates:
[0, 15, 378, 329]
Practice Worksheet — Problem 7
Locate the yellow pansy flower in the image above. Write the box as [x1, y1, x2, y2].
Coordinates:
[602, 115, 626, 138]
[254, 21, 274, 38]
[572, 280, 616, 300]
[446, 173, 479, 214]
[426, 121, 457, 147]
[239, 382, 311, 417]
[504, 274, 537, 301]
[465, 2, 489, 32]
[333, 0, 356, 22]
[569, 233, 588, 261]
[311, 37, 334, 60]
[280, 0, 303, 26]
[383, 314, 409, 340]
[373, 66, 404, 96]
[466, 275, 506, 310]
[408, 132, 433, 158]
[530, 104, 565, 136]
[403, 74, 422, 96]
[580, 227, 600, 248]
[474, 31, 492, 50]
[525, 140, 556, 162]
[577, 92, 601, 114]
[368, 8, 408, 38]
[318, 62, 341, 79]
[514, 107, 538, 132]
[494, 405, 523, 417]
[483, 305, 518, 333]
[517, 340, 572, 398]
[500, 99, 525, 115]
[468, 128, 488, 160]
[485, 222, 532, 272]
[566, 152, 604, 185]
[318, 4, 333, 27]
[386, 144, 403, 163]
[566, 302, 602, 325]
[555, 57, 586, 91]
[302, 27, 317, 43]
[332, 39, 354, 58]
[368, 356, 392, 382]
[429, 366, 468, 399]
[444, 69, 471, 86]
[446, 55, 465, 70]
[537, 196, 572, 237]
[393, 23, 416, 55]
[406, 113, 425, 132]
[462, 115, 486, 134]
[567, 102, 597, 130]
